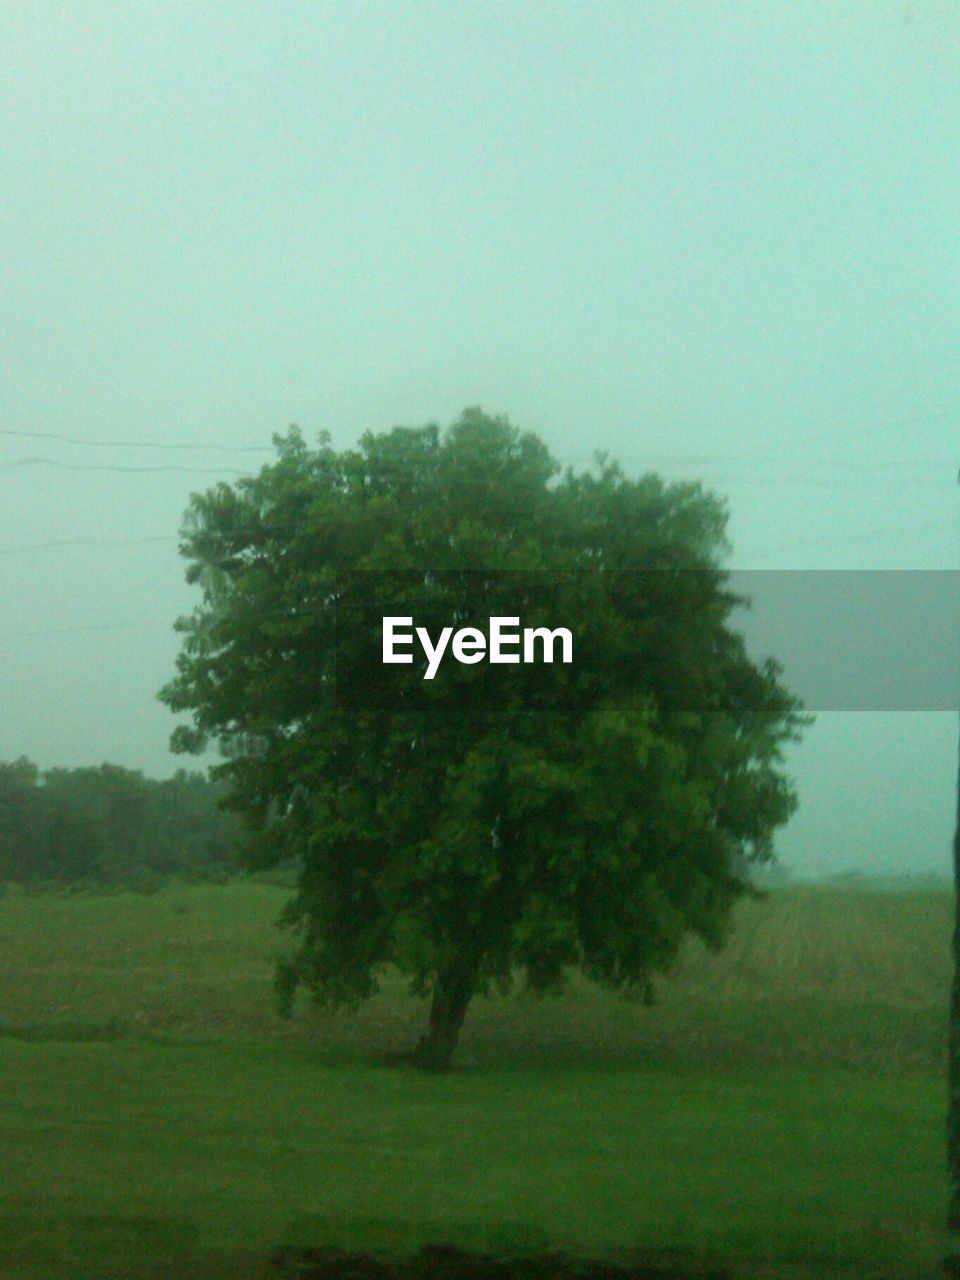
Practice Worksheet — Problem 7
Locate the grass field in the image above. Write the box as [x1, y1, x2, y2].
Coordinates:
[0, 878, 955, 1277]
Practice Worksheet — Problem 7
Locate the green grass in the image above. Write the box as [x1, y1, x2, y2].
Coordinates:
[1, 1040, 951, 1277]
[0, 879, 955, 1276]
[0, 878, 949, 1069]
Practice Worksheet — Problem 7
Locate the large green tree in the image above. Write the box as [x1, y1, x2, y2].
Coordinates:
[160, 409, 806, 1068]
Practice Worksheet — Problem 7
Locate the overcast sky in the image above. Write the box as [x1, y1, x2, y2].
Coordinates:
[1, 1, 958, 877]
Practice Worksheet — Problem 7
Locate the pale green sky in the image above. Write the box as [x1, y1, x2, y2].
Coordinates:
[1, 1, 958, 876]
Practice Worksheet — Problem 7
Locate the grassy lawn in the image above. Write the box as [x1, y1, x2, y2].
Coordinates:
[1, 1040, 950, 1277]
[0, 879, 954, 1276]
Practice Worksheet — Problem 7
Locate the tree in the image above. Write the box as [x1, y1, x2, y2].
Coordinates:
[0, 757, 43, 881]
[159, 409, 807, 1068]
[0, 758, 239, 887]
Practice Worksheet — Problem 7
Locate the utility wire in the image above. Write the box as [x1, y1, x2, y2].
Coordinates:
[2, 509, 959, 560]
[562, 404, 960, 468]
[0, 458, 252, 476]
[0, 454, 950, 486]
[1, 401, 957, 468]
[0, 619, 173, 640]
[563, 458, 946, 472]
[0, 428, 273, 452]
[1, 403, 957, 635]
[0, 536, 175, 556]
[4, 557, 960, 641]
[771, 520, 960, 553]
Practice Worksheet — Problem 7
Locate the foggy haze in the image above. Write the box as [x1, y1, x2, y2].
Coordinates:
[1, 1, 958, 877]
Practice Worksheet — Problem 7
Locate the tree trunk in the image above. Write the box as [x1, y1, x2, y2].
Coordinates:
[949, 715, 960, 1229]
[413, 967, 475, 1070]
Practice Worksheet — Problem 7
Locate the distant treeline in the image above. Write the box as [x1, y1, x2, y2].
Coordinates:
[0, 758, 241, 887]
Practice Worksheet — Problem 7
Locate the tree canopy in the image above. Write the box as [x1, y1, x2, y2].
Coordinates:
[160, 409, 807, 1067]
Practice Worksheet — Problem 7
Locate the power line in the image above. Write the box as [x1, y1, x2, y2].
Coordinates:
[0, 619, 172, 641]
[0, 518, 326, 556]
[657, 475, 945, 489]
[561, 404, 960, 468]
[765, 519, 960, 554]
[1, 401, 957, 468]
[0, 408, 955, 604]
[5, 553, 960, 641]
[0, 428, 273, 452]
[0, 536, 175, 556]
[564, 458, 946, 473]
[0, 453, 951, 486]
[3, 506, 959, 561]
[0, 458, 253, 476]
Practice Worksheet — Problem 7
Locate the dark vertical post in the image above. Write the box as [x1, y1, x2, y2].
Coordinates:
[950, 714, 960, 1229]
[950, 471, 960, 1234]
